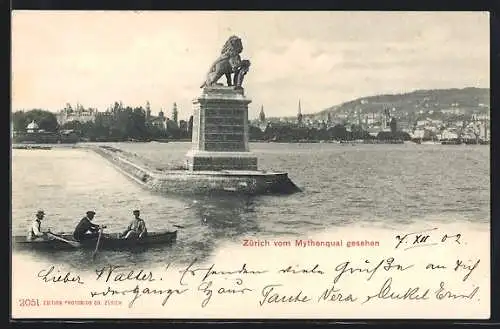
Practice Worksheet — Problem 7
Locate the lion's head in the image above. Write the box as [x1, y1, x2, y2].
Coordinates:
[221, 35, 243, 56]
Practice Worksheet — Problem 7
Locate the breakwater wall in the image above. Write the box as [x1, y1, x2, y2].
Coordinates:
[90, 145, 301, 196]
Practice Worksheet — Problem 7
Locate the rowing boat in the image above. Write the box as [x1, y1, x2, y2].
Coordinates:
[12, 230, 177, 251]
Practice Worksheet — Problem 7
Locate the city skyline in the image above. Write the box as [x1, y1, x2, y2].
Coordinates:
[12, 11, 489, 119]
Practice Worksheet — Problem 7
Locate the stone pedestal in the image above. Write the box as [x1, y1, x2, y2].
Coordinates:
[186, 86, 258, 171]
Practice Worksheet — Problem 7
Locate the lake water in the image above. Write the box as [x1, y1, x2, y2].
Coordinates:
[11, 142, 490, 270]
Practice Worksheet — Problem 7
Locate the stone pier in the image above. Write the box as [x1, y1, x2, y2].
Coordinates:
[185, 86, 258, 171]
[90, 145, 301, 195]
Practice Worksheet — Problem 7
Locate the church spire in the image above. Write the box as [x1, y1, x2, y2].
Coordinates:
[172, 102, 178, 124]
[259, 105, 266, 123]
[297, 99, 303, 124]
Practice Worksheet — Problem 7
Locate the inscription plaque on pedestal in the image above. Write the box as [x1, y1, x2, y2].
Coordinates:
[186, 86, 258, 171]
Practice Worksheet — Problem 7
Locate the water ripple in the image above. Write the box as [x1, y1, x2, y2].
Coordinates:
[11, 143, 490, 269]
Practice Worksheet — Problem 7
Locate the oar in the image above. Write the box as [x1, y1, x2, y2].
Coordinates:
[92, 227, 105, 261]
[46, 232, 81, 248]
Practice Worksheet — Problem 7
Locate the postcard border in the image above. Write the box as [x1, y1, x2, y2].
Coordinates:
[8, 1, 500, 326]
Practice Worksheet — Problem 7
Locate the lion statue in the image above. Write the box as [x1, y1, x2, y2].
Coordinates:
[200, 35, 250, 88]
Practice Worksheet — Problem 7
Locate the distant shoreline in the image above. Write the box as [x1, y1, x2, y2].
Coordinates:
[12, 139, 489, 149]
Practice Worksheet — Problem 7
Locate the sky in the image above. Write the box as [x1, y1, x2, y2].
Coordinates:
[12, 11, 490, 120]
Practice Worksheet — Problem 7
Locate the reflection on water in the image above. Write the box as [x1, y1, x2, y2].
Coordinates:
[192, 194, 259, 234]
[12, 143, 490, 270]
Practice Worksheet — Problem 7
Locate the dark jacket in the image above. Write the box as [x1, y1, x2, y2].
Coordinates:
[73, 217, 99, 241]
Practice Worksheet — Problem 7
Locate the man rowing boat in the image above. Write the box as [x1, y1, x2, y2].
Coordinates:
[27, 210, 51, 241]
[121, 209, 147, 239]
[73, 211, 103, 241]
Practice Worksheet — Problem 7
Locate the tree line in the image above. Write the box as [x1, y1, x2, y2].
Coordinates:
[12, 103, 193, 142]
[12, 105, 410, 143]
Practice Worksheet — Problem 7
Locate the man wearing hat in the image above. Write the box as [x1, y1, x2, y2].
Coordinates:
[121, 209, 147, 240]
[72, 210, 103, 241]
[27, 210, 49, 241]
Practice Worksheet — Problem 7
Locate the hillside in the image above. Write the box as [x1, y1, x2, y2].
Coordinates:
[312, 87, 489, 119]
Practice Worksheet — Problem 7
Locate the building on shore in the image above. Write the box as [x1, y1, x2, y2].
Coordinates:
[13, 120, 79, 144]
[147, 109, 167, 130]
[56, 104, 98, 125]
[145, 102, 183, 132]
[26, 120, 40, 133]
